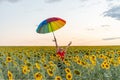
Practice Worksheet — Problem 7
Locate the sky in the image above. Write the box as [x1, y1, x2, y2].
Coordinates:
[0, 0, 120, 46]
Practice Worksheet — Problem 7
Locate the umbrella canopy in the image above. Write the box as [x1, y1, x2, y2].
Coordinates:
[36, 17, 66, 34]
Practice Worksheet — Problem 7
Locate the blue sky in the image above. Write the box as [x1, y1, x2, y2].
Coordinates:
[0, 0, 120, 46]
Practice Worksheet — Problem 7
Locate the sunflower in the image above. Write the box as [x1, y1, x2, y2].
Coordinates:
[96, 50, 100, 54]
[34, 72, 42, 80]
[81, 61, 87, 67]
[8, 71, 13, 80]
[98, 54, 105, 59]
[43, 64, 48, 69]
[66, 73, 72, 80]
[117, 50, 120, 55]
[68, 55, 72, 60]
[6, 56, 12, 63]
[49, 61, 55, 67]
[47, 68, 54, 77]
[72, 57, 77, 62]
[35, 63, 40, 70]
[65, 62, 71, 66]
[77, 59, 81, 65]
[103, 60, 109, 64]
[22, 65, 30, 74]
[41, 58, 46, 63]
[65, 68, 71, 73]
[75, 55, 80, 59]
[18, 55, 23, 59]
[0, 54, 3, 57]
[64, 61, 70, 67]
[117, 57, 120, 64]
[74, 70, 80, 76]
[110, 51, 114, 54]
[104, 63, 110, 69]
[26, 62, 31, 67]
[89, 55, 96, 61]
[55, 76, 62, 80]
[103, 56, 108, 60]
[49, 61, 54, 64]
[24, 59, 28, 64]
[50, 55, 55, 60]
[91, 60, 96, 66]
[89, 55, 96, 65]
[2, 62, 7, 67]
[111, 59, 118, 66]
[73, 55, 79, 61]
[101, 61, 110, 69]
[106, 52, 111, 56]
[109, 58, 114, 65]
[83, 55, 89, 60]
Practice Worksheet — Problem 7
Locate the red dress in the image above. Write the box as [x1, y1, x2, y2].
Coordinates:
[57, 51, 65, 60]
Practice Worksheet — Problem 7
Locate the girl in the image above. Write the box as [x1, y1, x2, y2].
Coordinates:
[53, 37, 72, 60]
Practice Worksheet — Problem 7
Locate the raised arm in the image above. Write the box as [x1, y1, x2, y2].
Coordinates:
[65, 41, 72, 52]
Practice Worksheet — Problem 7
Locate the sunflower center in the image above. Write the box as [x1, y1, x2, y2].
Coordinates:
[68, 75, 71, 78]
[49, 70, 53, 74]
[57, 78, 61, 80]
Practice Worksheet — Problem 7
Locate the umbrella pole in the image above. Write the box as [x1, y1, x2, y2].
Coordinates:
[49, 23, 58, 48]
[52, 31, 58, 48]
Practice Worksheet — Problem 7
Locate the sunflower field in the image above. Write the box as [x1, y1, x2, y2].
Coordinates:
[1, 46, 120, 80]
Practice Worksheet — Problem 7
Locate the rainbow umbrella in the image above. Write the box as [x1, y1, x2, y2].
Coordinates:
[36, 17, 66, 33]
[36, 17, 66, 44]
